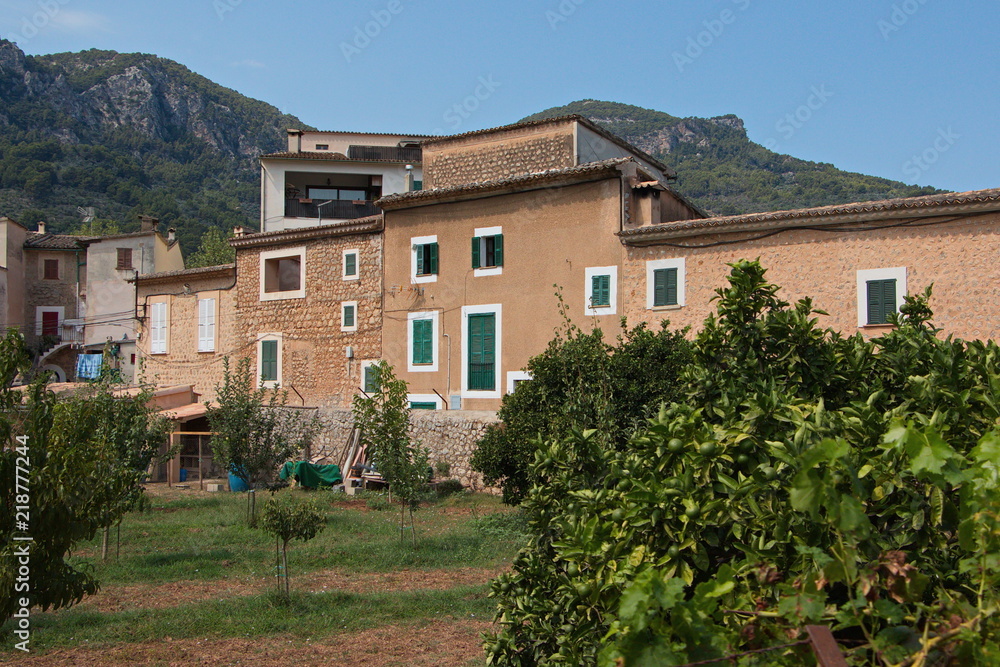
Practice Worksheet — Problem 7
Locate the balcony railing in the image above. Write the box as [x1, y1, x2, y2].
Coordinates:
[285, 198, 380, 220]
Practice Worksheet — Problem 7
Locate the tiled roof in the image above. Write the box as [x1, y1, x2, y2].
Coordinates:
[134, 264, 235, 284]
[258, 151, 421, 163]
[420, 114, 676, 178]
[295, 129, 437, 138]
[77, 231, 157, 244]
[619, 187, 1000, 243]
[378, 158, 633, 209]
[24, 233, 91, 249]
[230, 215, 383, 248]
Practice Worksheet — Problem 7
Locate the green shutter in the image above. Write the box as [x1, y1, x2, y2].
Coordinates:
[261, 340, 278, 382]
[866, 279, 897, 324]
[591, 274, 610, 307]
[471, 237, 481, 269]
[493, 234, 503, 267]
[344, 304, 355, 328]
[415, 244, 425, 275]
[468, 313, 496, 390]
[654, 268, 678, 307]
[883, 280, 896, 321]
[429, 242, 439, 274]
[413, 180, 423, 191]
[413, 319, 433, 364]
[345, 252, 357, 277]
[363, 365, 380, 393]
[410, 401, 437, 410]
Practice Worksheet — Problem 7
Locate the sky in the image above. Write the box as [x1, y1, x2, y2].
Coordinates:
[1, 0, 997, 192]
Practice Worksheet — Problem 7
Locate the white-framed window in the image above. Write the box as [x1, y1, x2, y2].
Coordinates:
[343, 249, 360, 280]
[149, 301, 168, 354]
[411, 235, 439, 284]
[584, 266, 618, 316]
[361, 360, 381, 394]
[35, 306, 64, 338]
[857, 267, 907, 327]
[646, 257, 686, 309]
[257, 333, 282, 388]
[197, 297, 216, 352]
[407, 393, 443, 410]
[461, 303, 502, 399]
[341, 301, 358, 332]
[506, 370, 532, 394]
[259, 246, 306, 301]
[408, 310, 439, 372]
[472, 226, 503, 277]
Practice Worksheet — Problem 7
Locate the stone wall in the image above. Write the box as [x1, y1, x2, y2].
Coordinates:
[23, 248, 80, 349]
[423, 133, 575, 189]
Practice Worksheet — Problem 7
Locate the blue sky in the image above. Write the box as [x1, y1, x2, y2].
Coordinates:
[2, 0, 997, 192]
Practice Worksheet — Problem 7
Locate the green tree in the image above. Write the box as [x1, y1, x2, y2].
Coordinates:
[352, 361, 431, 546]
[259, 495, 326, 597]
[71, 217, 121, 236]
[206, 357, 320, 525]
[186, 227, 235, 268]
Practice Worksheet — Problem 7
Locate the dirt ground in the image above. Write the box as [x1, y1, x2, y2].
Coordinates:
[11, 619, 492, 666]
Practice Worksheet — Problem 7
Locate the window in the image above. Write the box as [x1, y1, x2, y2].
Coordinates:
[307, 186, 368, 201]
[507, 371, 532, 394]
[43, 258, 59, 280]
[411, 235, 438, 284]
[585, 266, 618, 316]
[198, 298, 216, 352]
[646, 258, 686, 309]
[150, 301, 167, 354]
[117, 248, 133, 270]
[343, 249, 359, 280]
[410, 402, 437, 410]
[408, 311, 439, 372]
[36, 307, 63, 338]
[315, 144, 329, 151]
[856, 267, 906, 327]
[341, 301, 358, 332]
[413, 180, 423, 191]
[462, 304, 501, 398]
[472, 226, 503, 276]
[257, 334, 282, 387]
[407, 394, 443, 410]
[259, 246, 306, 300]
[362, 362, 380, 394]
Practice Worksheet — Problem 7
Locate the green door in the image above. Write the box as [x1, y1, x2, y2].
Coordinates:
[468, 313, 496, 391]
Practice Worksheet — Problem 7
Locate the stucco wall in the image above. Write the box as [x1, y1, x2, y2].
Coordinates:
[622, 213, 1000, 341]
[382, 178, 625, 411]
[235, 231, 382, 410]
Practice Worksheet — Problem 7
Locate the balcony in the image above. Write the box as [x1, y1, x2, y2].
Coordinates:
[285, 198, 380, 221]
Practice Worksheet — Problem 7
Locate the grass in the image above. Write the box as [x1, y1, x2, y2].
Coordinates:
[2, 485, 524, 662]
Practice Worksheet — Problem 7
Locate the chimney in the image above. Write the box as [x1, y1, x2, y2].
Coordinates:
[404, 164, 415, 192]
[37, 221, 46, 234]
[167, 228, 176, 243]
[233, 225, 245, 238]
[287, 129, 303, 153]
[140, 215, 158, 232]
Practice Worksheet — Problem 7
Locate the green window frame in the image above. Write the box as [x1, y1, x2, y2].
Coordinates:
[410, 401, 437, 410]
[412, 318, 434, 365]
[261, 339, 278, 383]
[471, 234, 504, 269]
[653, 268, 678, 307]
[415, 242, 439, 276]
[590, 274, 611, 307]
[344, 251, 358, 278]
[866, 279, 897, 325]
[468, 313, 496, 391]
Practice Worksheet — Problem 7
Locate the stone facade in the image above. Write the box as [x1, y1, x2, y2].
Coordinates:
[233, 221, 383, 410]
[23, 247, 82, 351]
[136, 265, 236, 401]
[422, 133, 575, 189]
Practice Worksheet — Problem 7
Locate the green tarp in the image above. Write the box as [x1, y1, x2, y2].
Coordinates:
[279, 461, 343, 489]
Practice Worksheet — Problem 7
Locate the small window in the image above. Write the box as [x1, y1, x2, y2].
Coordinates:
[259, 247, 306, 300]
[412, 319, 433, 365]
[410, 402, 437, 410]
[343, 249, 359, 280]
[653, 268, 678, 307]
[866, 279, 897, 325]
[585, 266, 617, 316]
[43, 258, 59, 280]
[315, 144, 329, 151]
[363, 363, 380, 394]
[413, 180, 423, 191]
[472, 234, 504, 269]
[341, 302, 358, 332]
[856, 267, 906, 327]
[117, 248, 133, 270]
[415, 242, 438, 276]
[590, 274, 611, 307]
[260, 339, 279, 383]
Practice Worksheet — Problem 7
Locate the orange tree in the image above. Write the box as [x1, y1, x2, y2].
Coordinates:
[484, 261, 1000, 666]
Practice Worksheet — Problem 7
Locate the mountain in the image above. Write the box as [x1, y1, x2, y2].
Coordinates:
[0, 40, 309, 252]
[522, 100, 943, 216]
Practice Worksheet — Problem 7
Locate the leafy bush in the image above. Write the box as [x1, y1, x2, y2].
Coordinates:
[471, 309, 692, 505]
[476, 511, 531, 541]
[483, 261, 1000, 665]
[435, 479, 465, 497]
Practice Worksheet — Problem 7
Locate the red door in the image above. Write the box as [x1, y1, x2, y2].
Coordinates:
[41, 311, 59, 337]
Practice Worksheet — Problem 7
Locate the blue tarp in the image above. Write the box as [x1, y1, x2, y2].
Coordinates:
[75, 353, 103, 379]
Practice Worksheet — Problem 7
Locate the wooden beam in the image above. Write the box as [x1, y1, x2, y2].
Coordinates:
[805, 626, 848, 667]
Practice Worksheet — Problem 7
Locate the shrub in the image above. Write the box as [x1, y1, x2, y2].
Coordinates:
[435, 479, 464, 497]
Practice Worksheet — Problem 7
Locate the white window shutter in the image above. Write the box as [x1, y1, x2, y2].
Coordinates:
[151, 302, 166, 354]
[198, 298, 216, 352]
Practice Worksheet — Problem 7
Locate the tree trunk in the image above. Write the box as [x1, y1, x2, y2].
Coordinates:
[101, 525, 109, 561]
[409, 505, 417, 548]
[275, 536, 281, 592]
[116, 522, 121, 560]
[281, 542, 289, 597]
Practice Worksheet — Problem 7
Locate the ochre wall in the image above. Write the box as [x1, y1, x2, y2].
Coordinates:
[622, 213, 1000, 341]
